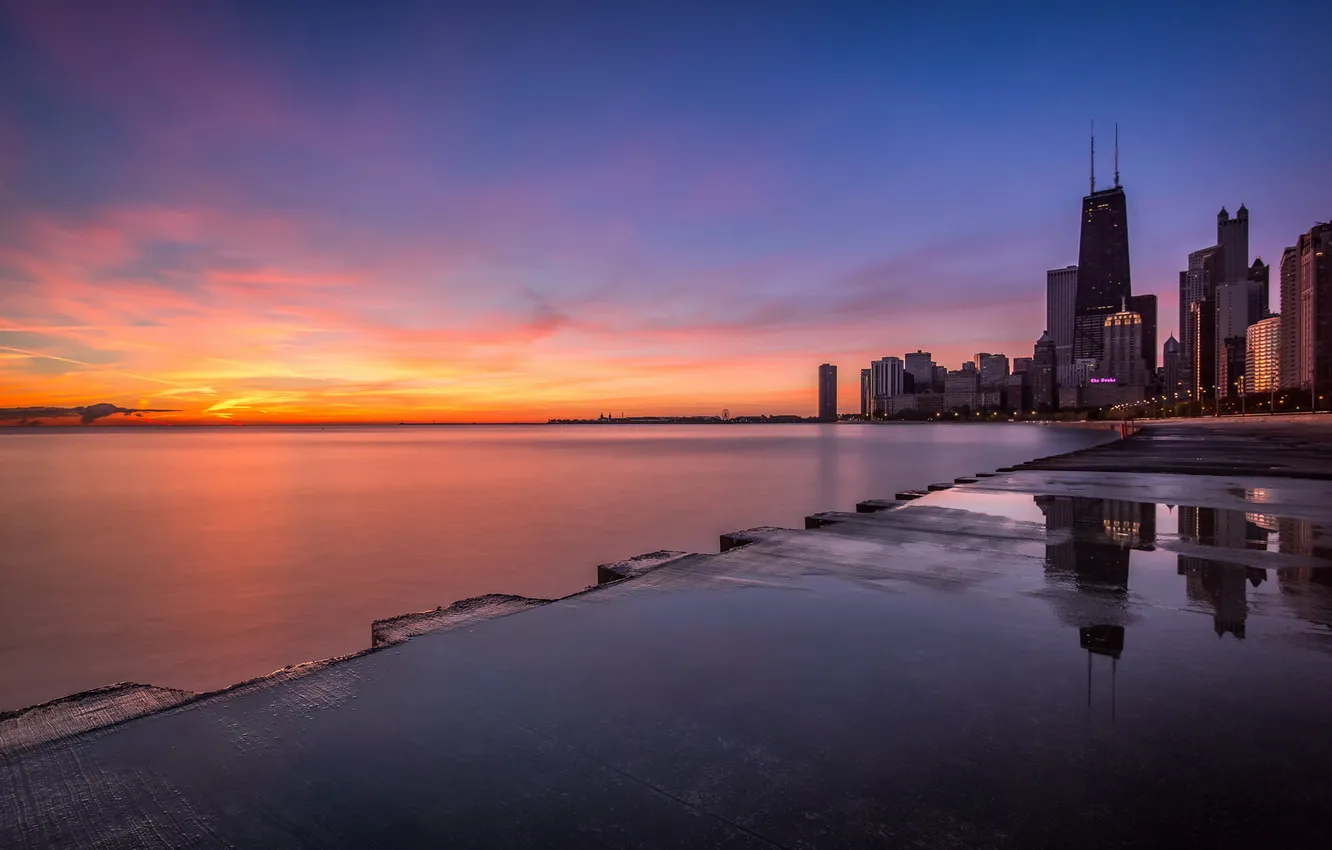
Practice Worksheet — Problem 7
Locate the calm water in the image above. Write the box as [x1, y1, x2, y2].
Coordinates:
[0, 423, 1114, 710]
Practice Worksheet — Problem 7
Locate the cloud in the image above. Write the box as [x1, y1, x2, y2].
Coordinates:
[0, 403, 180, 424]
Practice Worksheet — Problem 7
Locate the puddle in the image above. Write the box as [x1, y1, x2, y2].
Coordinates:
[915, 488, 1326, 556]
[902, 488, 1332, 641]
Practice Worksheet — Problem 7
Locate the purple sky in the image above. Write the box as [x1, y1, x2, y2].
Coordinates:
[1, 0, 1328, 420]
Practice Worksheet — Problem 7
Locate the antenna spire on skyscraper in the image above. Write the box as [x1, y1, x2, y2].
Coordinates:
[1089, 120, 1095, 195]
[1114, 123, 1120, 188]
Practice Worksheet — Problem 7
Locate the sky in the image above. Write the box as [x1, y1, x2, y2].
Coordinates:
[1, 0, 1329, 424]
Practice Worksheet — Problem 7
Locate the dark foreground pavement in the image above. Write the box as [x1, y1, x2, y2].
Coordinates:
[4, 420, 1332, 848]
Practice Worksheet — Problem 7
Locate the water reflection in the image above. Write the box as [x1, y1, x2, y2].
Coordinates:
[1035, 495, 1329, 642]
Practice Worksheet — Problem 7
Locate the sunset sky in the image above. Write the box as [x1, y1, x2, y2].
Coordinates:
[1, 0, 1328, 423]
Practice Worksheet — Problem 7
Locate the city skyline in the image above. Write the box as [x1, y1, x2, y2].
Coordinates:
[2, 1, 1329, 423]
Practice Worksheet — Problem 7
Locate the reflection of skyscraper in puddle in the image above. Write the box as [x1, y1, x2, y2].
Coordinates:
[1176, 505, 1331, 636]
[1177, 506, 1273, 638]
[1034, 496, 1154, 642]
[1178, 505, 1269, 550]
[1177, 556, 1266, 639]
[1277, 517, 1318, 557]
[1036, 495, 1156, 595]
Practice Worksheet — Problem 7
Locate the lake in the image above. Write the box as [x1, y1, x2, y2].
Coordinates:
[0, 423, 1115, 710]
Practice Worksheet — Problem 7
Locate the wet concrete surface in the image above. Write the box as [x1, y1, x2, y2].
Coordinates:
[4, 420, 1332, 848]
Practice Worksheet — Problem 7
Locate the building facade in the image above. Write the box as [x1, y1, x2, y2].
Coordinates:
[1046, 265, 1077, 386]
[1279, 246, 1300, 389]
[1179, 245, 1224, 396]
[1003, 371, 1029, 412]
[1125, 293, 1158, 371]
[818, 364, 837, 422]
[870, 357, 905, 416]
[1102, 307, 1147, 386]
[1191, 299, 1217, 401]
[1217, 205, 1249, 287]
[944, 370, 979, 412]
[1245, 315, 1280, 393]
[904, 350, 935, 392]
[1163, 335, 1183, 401]
[1031, 331, 1057, 411]
[973, 353, 1010, 388]
[859, 368, 872, 418]
[1296, 223, 1332, 391]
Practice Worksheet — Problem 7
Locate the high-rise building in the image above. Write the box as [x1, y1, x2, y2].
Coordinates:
[1179, 245, 1225, 397]
[944, 370, 979, 412]
[1031, 331, 1057, 411]
[1217, 205, 1249, 286]
[1216, 278, 1262, 335]
[870, 357, 905, 416]
[1279, 246, 1300, 389]
[859, 368, 872, 418]
[1102, 306, 1147, 386]
[1074, 152, 1131, 367]
[1248, 258, 1271, 317]
[931, 364, 948, 392]
[1191, 300, 1217, 401]
[1046, 265, 1077, 386]
[904, 350, 934, 392]
[1246, 316, 1280, 393]
[1003, 372, 1028, 412]
[1219, 337, 1246, 399]
[1295, 222, 1332, 392]
[1163, 335, 1183, 400]
[1125, 293, 1157, 371]
[1012, 357, 1032, 374]
[973, 353, 1010, 387]
[818, 364, 837, 422]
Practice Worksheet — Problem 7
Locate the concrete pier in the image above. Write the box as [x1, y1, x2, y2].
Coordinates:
[3, 420, 1332, 848]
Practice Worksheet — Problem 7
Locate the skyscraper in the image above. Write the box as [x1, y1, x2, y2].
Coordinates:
[944, 370, 979, 412]
[1246, 316, 1280, 394]
[1163, 335, 1183, 400]
[1248, 258, 1271, 318]
[973, 353, 1010, 388]
[1191, 300, 1217, 401]
[1046, 265, 1077, 386]
[1295, 222, 1332, 392]
[1102, 306, 1147, 386]
[1216, 279, 1264, 397]
[1031, 331, 1057, 410]
[859, 368, 872, 418]
[1279, 246, 1300, 389]
[1179, 245, 1224, 396]
[1074, 129, 1131, 368]
[870, 357, 904, 416]
[818, 364, 837, 422]
[1125, 293, 1157, 371]
[1217, 205, 1249, 286]
[904, 350, 935, 392]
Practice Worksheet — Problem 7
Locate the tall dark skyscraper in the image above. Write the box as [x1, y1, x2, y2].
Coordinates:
[1279, 245, 1300, 389]
[1217, 206, 1249, 285]
[818, 364, 837, 422]
[1031, 331, 1057, 410]
[1073, 128, 1131, 367]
